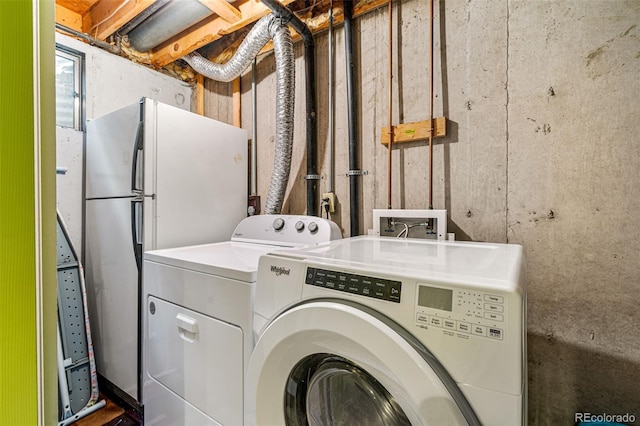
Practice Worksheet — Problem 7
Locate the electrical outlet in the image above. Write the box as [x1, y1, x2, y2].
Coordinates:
[373, 209, 448, 240]
[248, 195, 261, 215]
[322, 192, 336, 213]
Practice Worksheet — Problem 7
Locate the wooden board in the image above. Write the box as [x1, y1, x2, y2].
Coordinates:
[82, 0, 155, 40]
[55, 4, 82, 32]
[380, 117, 447, 145]
[198, 0, 242, 24]
[149, 0, 297, 67]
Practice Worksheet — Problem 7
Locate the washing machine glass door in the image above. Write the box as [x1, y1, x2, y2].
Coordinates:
[246, 300, 481, 426]
[286, 354, 411, 426]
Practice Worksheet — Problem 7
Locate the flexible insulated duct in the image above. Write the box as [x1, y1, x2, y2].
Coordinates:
[183, 16, 295, 214]
[261, 0, 319, 217]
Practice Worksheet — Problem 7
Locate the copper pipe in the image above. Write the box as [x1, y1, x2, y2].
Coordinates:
[428, 0, 435, 209]
[387, 0, 394, 210]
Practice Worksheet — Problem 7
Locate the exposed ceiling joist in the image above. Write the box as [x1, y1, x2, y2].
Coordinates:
[56, 3, 82, 31]
[83, 0, 155, 40]
[148, 0, 297, 68]
[197, 0, 242, 24]
[211, 0, 388, 64]
[54, 0, 391, 77]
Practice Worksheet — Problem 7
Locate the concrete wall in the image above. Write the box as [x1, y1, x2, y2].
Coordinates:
[203, 0, 640, 423]
[507, 1, 640, 422]
[55, 33, 192, 252]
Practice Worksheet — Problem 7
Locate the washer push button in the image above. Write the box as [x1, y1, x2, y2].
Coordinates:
[429, 317, 443, 327]
[388, 281, 401, 303]
[484, 312, 504, 322]
[472, 324, 487, 337]
[457, 322, 471, 334]
[442, 319, 456, 330]
[488, 327, 504, 340]
[484, 294, 504, 304]
[484, 303, 504, 313]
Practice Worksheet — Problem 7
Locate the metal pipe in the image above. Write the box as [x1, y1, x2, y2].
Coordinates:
[428, 0, 434, 209]
[344, 0, 360, 236]
[55, 23, 121, 54]
[251, 58, 258, 195]
[387, 0, 394, 210]
[260, 0, 319, 217]
[327, 3, 335, 193]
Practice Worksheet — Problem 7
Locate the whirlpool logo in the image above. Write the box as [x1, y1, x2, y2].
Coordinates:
[271, 265, 290, 276]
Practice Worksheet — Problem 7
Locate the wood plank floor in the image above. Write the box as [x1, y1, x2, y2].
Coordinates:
[68, 393, 141, 426]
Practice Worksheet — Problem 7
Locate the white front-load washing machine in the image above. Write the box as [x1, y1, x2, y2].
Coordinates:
[141, 215, 341, 425]
[246, 236, 526, 425]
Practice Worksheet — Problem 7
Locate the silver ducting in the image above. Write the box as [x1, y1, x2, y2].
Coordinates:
[128, 0, 213, 52]
[184, 16, 272, 82]
[183, 16, 295, 214]
[265, 20, 295, 215]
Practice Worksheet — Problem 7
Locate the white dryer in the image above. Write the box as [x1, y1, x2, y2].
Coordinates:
[246, 236, 526, 425]
[142, 215, 341, 426]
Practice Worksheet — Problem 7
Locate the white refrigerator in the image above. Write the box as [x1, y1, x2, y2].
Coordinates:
[83, 98, 247, 407]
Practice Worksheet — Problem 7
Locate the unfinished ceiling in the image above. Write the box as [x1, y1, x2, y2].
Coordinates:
[55, 0, 389, 77]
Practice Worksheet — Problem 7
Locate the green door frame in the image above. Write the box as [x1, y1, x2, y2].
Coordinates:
[0, 0, 57, 423]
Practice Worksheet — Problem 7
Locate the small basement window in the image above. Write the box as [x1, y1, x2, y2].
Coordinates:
[55, 47, 83, 130]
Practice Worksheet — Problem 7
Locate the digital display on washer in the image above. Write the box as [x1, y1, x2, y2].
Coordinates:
[418, 285, 453, 312]
[305, 267, 401, 303]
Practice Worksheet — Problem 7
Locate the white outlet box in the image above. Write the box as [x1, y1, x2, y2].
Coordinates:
[373, 209, 448, 240]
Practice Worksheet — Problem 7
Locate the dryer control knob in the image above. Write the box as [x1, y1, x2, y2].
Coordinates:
[308, 222, 319, 234]
[295, 221, 305, 232]
[273, 218, 285, 231]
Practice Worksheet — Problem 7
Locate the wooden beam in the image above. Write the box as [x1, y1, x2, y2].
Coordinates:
[353, 0, 389, 18]
[82, 0, 155, 40]
[197, 0, 242, 24]
[232, 77, 241, 127]
[55, 4, 82, 32]
[196, 74, 205, 116]
[252, 0, 389, 57]
[149, 0, 297, 68]
[380, 117, 447, 146]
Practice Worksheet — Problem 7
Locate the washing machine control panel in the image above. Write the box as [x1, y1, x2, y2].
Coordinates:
[415, 284, 506, 341]
[305, 267, 402, 303]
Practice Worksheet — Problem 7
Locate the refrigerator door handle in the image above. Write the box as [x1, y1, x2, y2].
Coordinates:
[130, 199, 143, 272]
[130, 120, 144, 192]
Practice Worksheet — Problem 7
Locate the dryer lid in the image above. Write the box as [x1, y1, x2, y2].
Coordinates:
[144, 241, 280, 282]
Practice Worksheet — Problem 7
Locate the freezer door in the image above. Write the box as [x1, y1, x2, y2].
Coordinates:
[84, 197, 140, 401]
[147, 101, 248, 250]
[86, 101, 143, 199]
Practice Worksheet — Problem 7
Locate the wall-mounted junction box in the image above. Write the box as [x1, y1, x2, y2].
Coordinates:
[322, 192, 336, 213]
[373, 209, 448, 240]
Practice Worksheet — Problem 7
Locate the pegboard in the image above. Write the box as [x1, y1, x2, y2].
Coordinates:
[57, 216, 93, 419]
[57, 268, 88, 362]
[56, 219, 77, 268]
